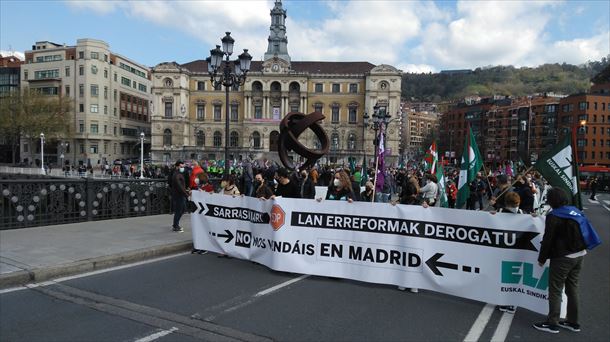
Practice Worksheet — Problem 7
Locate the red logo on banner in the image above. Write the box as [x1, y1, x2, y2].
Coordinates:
[270, 205, 286, 231]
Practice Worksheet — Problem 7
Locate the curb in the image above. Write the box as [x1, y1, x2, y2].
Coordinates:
[0, 241, 193, 289]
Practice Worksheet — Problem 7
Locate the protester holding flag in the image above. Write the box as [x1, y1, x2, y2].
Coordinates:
[456, 126, 483, 208]
[534, 187, 594, 334]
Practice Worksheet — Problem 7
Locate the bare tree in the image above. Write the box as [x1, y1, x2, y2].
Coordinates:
[0, 88, 72, 164]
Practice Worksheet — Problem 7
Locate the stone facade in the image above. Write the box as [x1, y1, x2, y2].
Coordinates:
[150, 1, 402, 167]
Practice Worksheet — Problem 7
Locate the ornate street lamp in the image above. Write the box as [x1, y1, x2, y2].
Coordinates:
[40, 133, 45, 174]
[140, 132, 145, 179]
[208, 32, 252, 178]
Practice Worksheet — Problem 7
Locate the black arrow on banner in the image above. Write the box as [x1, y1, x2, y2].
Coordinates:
[186, 200, 197, 213]
[198, 202, 206, 214]
[217, 230, 234, 244]
[426, 253, 459, 276]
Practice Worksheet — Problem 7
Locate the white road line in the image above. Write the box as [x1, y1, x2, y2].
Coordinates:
[134, 327, 178, 342]
[604, 200, 610, 206]
[255, 274, 309, 297]
[491, 311, 516, 342]
[0, 253, 189, 294]
[463, 303, 495, 342]
[205, 274, 309, 321]
[588, 199, 599, 204]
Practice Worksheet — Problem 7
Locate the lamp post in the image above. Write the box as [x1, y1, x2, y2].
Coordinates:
[363, 111, 369, 171]
[207, 32, 252, 178]
[366, 104, 392, 202]
[139, 132, 145, 179]
[40, 133, 45, 174]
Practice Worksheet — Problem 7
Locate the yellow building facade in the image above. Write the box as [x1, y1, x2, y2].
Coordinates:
[150, 1, 402, 167]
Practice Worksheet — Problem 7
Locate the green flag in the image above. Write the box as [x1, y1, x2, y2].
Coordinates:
[360, 156, 368, 186]
[456, 126, 483, 208]
[435, 161, 448, 208]
[533, 135, 582, 209]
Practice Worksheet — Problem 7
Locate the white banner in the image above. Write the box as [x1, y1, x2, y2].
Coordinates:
[191, 191, 549, 314]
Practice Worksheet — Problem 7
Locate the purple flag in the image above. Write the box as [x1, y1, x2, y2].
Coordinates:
[375, 124, 385, 192]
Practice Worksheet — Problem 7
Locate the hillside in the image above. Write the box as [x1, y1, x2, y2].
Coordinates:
[401, 57, 609, 102]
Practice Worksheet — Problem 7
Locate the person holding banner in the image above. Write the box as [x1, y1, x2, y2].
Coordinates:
[323, 170, 355, 202]
[273, 168, 301, 199]
[534, 187, 588, 334]
[254, 173, 274, 199]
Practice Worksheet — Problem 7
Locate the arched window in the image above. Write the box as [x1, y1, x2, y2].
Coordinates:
[347, 133, 356, 150]
[331, 132, 339, 150]
[163, 129, 172, 146]
[269, 131, 279, 152]
[213, 131, 222, 147]
[230, 131, 239, 147]
[270, 81, 281, 93]
[252, 131, 261, 149]
[196, 131, 205, 147]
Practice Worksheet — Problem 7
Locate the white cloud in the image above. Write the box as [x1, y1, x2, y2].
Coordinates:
[543, 31, 610, 65]
[0, 50, 24, 60]
[63, 0, 608, 70]
[65, 0, 123, 15]
[397, 63, 435, 73]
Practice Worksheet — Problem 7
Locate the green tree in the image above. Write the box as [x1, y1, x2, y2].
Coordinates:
[0, 89, 72, 164]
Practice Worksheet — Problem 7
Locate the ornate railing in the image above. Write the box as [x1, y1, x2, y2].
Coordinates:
[0, 178, 171, 230]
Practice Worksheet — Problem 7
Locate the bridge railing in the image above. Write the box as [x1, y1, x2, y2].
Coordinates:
[0, 178, 171, 230]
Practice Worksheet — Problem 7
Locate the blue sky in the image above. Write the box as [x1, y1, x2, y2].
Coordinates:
[1, 0, 608, 72]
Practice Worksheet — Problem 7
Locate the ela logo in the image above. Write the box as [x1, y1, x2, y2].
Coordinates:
[501, 261, 549, 290]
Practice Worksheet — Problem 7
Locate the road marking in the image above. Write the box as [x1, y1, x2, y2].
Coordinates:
[588, 199, 599, 204]
[463, 303, 495, 342]
[205, 274, 309, 321]
[52, 252, 190, 283]
[134, 327, 178, 342]
[0, 253, 189, 294]
[255, 274, 309, 297]
[491, 311, 516, 342]
[604, 200, 610, 206]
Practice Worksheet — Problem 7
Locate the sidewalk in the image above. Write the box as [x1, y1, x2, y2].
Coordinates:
[0, 214, 193, 289]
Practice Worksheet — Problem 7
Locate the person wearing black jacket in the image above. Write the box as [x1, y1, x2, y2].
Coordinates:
[273, 168, 301, 198]
[533, 187, 587, 334]
[299, 169, 316, 199]
[170, 160, 190, 232]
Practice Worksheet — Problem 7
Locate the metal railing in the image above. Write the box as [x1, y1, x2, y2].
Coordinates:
[1, 178, 171, 230]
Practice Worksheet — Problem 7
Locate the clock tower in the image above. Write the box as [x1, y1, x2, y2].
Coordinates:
[264, 0, 291, 64]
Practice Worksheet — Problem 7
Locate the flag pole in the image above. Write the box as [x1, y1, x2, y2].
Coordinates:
[480, 161, 495, 200]
[484, 165, 535, 211]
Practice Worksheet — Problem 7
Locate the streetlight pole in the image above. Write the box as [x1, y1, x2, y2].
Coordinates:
[40, 133, 45, 174]
[208, 32, 252, 179]
[140, 132, 145, 179]
[363, 111, 369, 179]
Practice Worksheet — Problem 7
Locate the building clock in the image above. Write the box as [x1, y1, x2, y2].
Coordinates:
[272, 63, 279, 72]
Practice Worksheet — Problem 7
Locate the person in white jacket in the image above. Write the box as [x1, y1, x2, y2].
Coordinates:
[420, 174, 439, 206]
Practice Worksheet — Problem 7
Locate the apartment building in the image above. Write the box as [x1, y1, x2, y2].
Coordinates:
[558, 94, 610, 166]
[0, 54, 23, 162]
[401, 102, 440, 161]
[20, 39, 152, 167]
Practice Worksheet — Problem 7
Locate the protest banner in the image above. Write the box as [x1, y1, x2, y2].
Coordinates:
[191, 191, 549, 314]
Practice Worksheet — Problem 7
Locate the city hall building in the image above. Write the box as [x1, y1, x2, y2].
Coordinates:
[150, 0, 403, 166]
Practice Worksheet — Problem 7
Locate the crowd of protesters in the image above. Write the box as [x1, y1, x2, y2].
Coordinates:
[165, 156, 598, 335]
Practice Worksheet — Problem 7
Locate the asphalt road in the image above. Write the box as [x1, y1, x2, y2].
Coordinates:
[1, 195, 608, 342]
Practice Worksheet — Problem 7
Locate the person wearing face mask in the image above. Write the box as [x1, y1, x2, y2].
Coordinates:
[299, 169, 316, 199]
[324, 170, 356, 202]
[360, 181, 375, 202]
[254, 173, 274, 199]
[170, 160, 190, 232]
[272, 168, 301, 199]
[222, 175, 241, 196]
